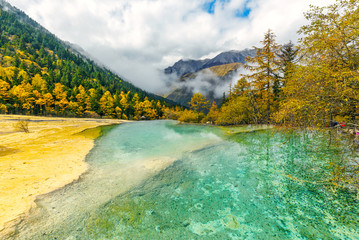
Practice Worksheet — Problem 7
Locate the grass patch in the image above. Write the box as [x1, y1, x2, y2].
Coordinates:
[77, 124, 118, 139]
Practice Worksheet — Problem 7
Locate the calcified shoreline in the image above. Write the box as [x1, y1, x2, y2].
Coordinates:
[0, 115, 127, 238]
[4, 120, 224, 239]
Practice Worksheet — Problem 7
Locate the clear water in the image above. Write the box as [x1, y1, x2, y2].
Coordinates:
[12, 121, 359, 239]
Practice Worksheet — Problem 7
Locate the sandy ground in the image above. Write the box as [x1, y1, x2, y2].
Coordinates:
[0, 114, 127, 235]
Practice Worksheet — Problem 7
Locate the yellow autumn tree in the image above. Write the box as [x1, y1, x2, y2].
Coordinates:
[0, 79, 10, 113]
[120, 91, 130, 119]
[202, 101, 219, 124]
[10, 82, 34, 113]
[75, 85, 89, 115]
[143, 98, 157, 119]
[68, 101, 81, 116]
[33, 90, 46, 114]
[216, 96, 253, 125]
[52, 83, 68, 115]
[133, 93, 142, 120]
[189, 93, 210, 113]
[0, 66, 15, 83]
[17, 70, 30, 83]
[100, 91, 114, 117]
[32, 74, 47, 93]
[0, 79, 10, 103]
[43, 93, 54, 113]
[115, 106, 122, 119]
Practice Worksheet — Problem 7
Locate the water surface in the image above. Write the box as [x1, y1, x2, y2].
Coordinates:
[13, 121, 359, 239]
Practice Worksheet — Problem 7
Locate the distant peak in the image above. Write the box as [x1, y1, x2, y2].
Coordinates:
[164, 48, 255, 77]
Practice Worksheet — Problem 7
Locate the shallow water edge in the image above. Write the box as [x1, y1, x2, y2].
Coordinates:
[0, 122, 122, 240]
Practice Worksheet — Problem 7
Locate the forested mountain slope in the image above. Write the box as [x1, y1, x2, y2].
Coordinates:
[0, 0, 172, 119]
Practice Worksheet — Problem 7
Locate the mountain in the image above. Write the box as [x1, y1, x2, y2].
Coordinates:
[164, 49, 255, 77]
[0, 1, 173, 119]
[201, 49, 255, 69]
[164, 49, 255, 107]
[165, 63, 241, 107]
[164, 59, 209, 77]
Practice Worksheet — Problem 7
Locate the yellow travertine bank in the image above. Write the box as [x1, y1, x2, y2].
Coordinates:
[0, 115, 126, 234]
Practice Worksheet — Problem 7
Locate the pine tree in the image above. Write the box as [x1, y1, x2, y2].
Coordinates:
[242, 29, 282, 123]
[189, 93, 210, 113]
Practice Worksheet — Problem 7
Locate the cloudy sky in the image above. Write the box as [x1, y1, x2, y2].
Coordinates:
[7, 0, 335, 93]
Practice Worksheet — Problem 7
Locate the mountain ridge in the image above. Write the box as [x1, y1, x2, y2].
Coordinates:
[164, 49, 255, 77]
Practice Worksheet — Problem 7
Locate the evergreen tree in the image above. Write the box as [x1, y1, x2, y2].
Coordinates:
[242, 29, 282, 123]
[189, 93, 210, 113]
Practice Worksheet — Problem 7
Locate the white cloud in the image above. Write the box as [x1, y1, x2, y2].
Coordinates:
[6, 0, 337, 93]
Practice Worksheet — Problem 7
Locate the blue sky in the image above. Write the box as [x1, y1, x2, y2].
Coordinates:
[204, 0, 226, 14]
[204, 0, 251, 17]
[6, 0, 337, 92]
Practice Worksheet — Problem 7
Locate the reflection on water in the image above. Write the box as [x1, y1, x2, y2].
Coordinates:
[12, 121, 359, 239]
